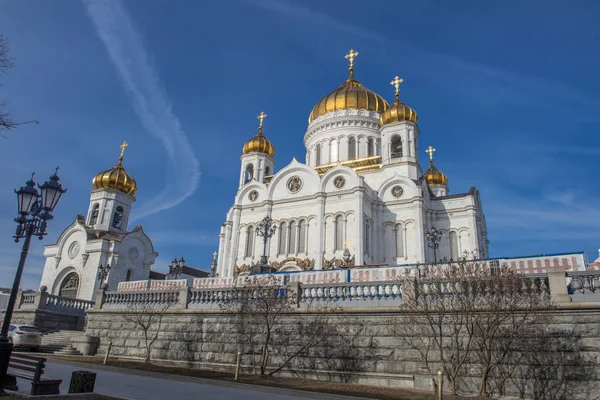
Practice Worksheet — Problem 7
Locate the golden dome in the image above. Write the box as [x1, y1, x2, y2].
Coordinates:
[92, 141, 137, 196]
[308, 49, 388, 124]
[422, 145, 448, 186]
[242, 111, 275, 157]
[380, 75, 418, 125]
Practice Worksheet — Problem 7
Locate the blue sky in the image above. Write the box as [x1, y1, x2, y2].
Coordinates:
[1, 0, 599, 290]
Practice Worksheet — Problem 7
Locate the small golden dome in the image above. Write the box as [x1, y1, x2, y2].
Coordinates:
[92, 141, 137, 196]
[422, 145, 447, 186]
[242, 111, 275, 157]
[423, 164, 448, 186]
[308, 49, 388, 124]
[380, 75, 418, 125]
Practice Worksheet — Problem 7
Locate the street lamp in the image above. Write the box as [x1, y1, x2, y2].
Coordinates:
[170, 257, 185, 279]
[426, 227, 443, 263]
[0, 169, 66, 394]
[97, 264, 111, 284]
[255, 216, 276, 267]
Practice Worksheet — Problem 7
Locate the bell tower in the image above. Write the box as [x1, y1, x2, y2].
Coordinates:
[239, 111, 276, 189]
[88, 141, 137, 232]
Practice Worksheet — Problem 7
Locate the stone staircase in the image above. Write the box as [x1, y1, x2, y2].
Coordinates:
[39, 330, 83, 356]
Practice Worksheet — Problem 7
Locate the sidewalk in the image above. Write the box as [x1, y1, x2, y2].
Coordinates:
[11, 358, 367, 400]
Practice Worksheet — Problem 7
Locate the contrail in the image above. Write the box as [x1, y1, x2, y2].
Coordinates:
[83, 0, 200, 221]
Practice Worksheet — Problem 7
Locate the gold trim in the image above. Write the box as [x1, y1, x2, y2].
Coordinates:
[315, 155, 382, 175]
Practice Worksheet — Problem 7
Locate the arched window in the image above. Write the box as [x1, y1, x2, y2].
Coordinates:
[278, 222, 287, 254]
[288, 221, 297, 254]
[112, 206, 124, 229]
[298, 220, 307, 253]
[450, 231, 458, 260]
[367, 138, 375, 157]
[330, 139, 338, 163]
[264, 166, 271, 183]
[245, 226, 254, 257]
[391, 135, 403, 158]
[126, 269, 132, 282]
[89, 203, 99, 225]
[315, 144, 321, 166]
[59, 272, 79, 298]
[395, 224, 404, 258]
[335, 215, 344, 251]
[245, 164, 254, 183]
[348, 137, 356, 160]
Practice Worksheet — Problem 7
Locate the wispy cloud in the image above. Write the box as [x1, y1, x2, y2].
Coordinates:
[83, 0, 200, 221]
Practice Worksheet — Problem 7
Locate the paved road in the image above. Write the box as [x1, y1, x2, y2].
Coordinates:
[11, 359, 362, 400]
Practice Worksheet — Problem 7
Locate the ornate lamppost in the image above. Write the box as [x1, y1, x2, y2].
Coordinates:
[0, 169, 66, 394]
[253, 216, 276, 273]
[97, 263, 111, 286]
[170, 257, 185, 279]
[426, 227, 443, 263]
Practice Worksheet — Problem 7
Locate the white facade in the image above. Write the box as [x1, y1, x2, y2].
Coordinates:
[217, 108, 489, 277]
[39, 189, 158, 301]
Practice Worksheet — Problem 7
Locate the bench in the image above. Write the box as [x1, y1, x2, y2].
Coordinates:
[4, 352, 62, 395]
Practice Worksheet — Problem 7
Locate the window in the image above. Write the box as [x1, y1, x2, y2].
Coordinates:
[245, 226, 254, 257]
[367, 138, 375, 157]
[59, 272, 79, 298]
[245, 164, 254, 183]
[450, 231, 458, 260]
[288, 221, 297, 254]
[279, 222, 287, 254]
[391, 135, 403, 158]
[264, 166, 271, 183]
[330, 139, 338, 163]
[112, 206, 124, 229]
[396, 224, 404, 258]
[298, 220, 307, 253]
[90, 204, 100, 225]
[8, 325, 15, 332]
[315, 144, 321, 166]
[335, 215, 344, 250]
[348, 137, 356, 160]
[126, 269, 132, 282]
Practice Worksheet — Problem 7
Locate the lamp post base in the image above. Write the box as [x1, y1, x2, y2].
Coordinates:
[0, 337, 14, 395]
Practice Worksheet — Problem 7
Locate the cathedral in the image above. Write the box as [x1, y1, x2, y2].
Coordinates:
[216, 50, 489, 277]
[38, 143, 159, 300]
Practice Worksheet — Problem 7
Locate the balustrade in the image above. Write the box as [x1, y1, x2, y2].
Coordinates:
[568, 271, 600, 302]
[19, 293, 36, 308]
[102, 290, 180, 308]
[45, 295, 94, 314]
[300, 281, 402, 305]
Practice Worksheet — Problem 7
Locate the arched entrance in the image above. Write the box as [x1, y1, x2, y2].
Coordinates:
[59, 272, 79, 298]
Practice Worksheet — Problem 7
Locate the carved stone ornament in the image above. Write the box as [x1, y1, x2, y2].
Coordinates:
[333, 176, 346, 189]
[129, 247, 139, 261]
[249, 190, 258, 201]
[269, 257, 315, 271]
[81, 253, 89, 268]
[391, 185, 404, 198]
[287, 176, 302, 193]
[67, 241, 80, 259]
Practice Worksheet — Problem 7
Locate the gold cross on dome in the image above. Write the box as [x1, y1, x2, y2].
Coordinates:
[119, 141, 128, 162]
[390, 76, 404, 101]
[345, 49, 359, 72]
[213, 251, 217, 259]
[426, 146, 436, 162]
[257, 111, 267, 133]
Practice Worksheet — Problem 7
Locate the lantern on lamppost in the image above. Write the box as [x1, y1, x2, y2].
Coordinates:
[426, 227, 443, 263]
[0, 168, 67, 395]
[97, 263, 111, 284]
[170, 257, 185, 279]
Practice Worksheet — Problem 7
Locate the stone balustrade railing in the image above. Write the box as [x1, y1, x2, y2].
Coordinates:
[45, 295, 95, 314]
[19, 292, 37, 309]
[300, 281, 402, 307]
[568, 271, 600, 302]
[102, 290, 182, 309]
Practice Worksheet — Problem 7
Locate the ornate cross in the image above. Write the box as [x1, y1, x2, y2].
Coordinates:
[213, 251, 217, 259]
[426, 146, 436, 162]
[257, 111, 267, 133]
[345, 49, 359, 73]
[119, 141, 128, 161]
[390, 76, 404, 101]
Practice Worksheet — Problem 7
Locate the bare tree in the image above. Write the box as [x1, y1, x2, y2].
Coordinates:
[398, 257, 558, 397]
[0, 34, 38, 134]
[123, 301, 170, 363]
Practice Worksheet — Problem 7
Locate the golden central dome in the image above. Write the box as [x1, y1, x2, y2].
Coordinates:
[92, 141, 137, 196]
[309, 75, 389, 124]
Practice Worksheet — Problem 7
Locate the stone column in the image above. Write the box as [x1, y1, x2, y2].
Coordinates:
[94, 287, 107, 309]
[34, 288, 49, 310]
[315, 193, 326, 270]
[355, 182, 365, 266]
[286, 282, 301, 308]
[547, 271, 571, 304]
[176, 288, 190, 310]
[227, 207, 242, 277]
